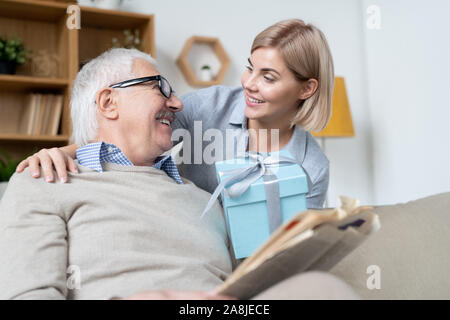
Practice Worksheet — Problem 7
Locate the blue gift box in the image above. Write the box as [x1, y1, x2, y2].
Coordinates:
[214, 149, 309, 259]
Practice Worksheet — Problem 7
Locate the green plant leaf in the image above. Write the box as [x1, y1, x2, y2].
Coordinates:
[0, 36, 28, 64]
[0, 148, 24, 182]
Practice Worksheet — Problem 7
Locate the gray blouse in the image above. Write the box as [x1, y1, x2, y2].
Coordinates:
[172, 85, 329, 209]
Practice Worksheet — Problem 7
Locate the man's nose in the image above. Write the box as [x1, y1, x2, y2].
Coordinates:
[167, 95, 183, 112]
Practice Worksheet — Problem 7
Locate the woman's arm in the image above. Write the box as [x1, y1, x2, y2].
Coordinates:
[16, 144, 79, 183]
[306, 166, 330, 209]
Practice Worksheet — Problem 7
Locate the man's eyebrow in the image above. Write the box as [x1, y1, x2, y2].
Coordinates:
[247, 58, 281, 76]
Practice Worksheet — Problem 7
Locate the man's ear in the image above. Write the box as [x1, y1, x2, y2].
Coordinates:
[298, 78, 319, 100]
[96, 87, 119, 120]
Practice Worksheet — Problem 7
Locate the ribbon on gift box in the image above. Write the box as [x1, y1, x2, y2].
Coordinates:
[201, 152, 297, 234]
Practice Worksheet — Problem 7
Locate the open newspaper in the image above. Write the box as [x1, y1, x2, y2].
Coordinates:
[215, 196, 380, 299]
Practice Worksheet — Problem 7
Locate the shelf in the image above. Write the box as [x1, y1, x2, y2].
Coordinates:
[0, 0, 154, 28]
[0, 0, 67, 22]
[80, 5, 154, 29]
[0, 74, 69, 91]
[79, 7, 156, 61]
[177, 36, 230, 87]
[0, 0, 155, 162]
[0, 134, 70, 142]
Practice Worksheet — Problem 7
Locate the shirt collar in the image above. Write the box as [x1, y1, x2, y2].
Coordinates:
[76, 141, 128, 173]
[152, 154, 184, 184]
[76, 141, 183, 184]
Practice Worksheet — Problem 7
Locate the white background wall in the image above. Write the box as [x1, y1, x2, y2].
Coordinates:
[118, 0, 450, 206]
[363, 0, 450, 205]
[362, 0, 450, 205]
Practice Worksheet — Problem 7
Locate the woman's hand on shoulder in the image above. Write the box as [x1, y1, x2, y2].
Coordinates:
[16, 146, 78, 183]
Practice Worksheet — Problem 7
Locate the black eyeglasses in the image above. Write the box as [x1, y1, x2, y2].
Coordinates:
[109, 75, 174, 99]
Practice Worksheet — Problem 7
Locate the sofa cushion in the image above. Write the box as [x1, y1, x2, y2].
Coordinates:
[330, 192, 450, 299]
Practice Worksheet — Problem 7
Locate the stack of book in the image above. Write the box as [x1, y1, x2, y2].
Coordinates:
[19, 93, 64, 136]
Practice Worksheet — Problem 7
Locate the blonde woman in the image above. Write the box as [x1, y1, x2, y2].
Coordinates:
[17, 19, 334, 209]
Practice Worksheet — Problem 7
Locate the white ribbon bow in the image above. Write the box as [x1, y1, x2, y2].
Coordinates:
[200, 153, 297, 219]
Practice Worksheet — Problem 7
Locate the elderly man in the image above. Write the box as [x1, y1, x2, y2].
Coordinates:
[0, 48, 234, 300]
[0, 48, 357, 300]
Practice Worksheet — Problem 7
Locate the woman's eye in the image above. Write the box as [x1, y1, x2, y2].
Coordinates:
[264, 76, 275, 82]
[245, 65, 253, 72]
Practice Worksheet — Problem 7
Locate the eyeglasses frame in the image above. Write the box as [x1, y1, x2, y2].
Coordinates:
[109, 75, 174, 99]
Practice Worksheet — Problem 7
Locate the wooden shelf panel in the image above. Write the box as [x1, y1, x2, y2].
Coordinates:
[0, 134, 69, 142]
[0, 1, 154, 28]
[0, 75, 69, 91]
[79, 8, 155, 62]
[0, 0, 67, 22]
[80, 6, 154, 29]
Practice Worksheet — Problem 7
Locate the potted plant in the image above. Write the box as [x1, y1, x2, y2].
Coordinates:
[200, 64, 213, 81]
[0, 36, 29, 75]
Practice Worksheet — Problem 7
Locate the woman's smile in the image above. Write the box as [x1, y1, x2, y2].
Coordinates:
[245, 93, 266, 107]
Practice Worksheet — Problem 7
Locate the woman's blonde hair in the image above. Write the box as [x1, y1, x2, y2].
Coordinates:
[251, 19, 334, 131]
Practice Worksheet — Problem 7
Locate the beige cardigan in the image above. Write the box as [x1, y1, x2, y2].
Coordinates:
[0, 162, 232, 299]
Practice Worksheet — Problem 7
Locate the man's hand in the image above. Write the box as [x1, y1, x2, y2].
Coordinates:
[122, 289, 237, 300]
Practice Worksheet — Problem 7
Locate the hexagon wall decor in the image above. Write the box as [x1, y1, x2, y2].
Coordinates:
[176, 36, 230, 87]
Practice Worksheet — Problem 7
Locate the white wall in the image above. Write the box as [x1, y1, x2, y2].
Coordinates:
[362, 0, 450, 205]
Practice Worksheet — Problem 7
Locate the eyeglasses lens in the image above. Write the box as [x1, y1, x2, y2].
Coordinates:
[160, 77, 172, 98]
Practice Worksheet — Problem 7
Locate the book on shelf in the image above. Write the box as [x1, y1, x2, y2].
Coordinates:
[19, 93, 63, 136]
[34, 94, 48, 135]
[19, 94, 37, 135]
[46, 94, 63, 136]
[214, 196, 380, 299]
[39, 94, 53, 135]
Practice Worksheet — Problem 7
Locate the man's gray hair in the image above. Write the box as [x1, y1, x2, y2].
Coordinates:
[70, 48, 157, 146]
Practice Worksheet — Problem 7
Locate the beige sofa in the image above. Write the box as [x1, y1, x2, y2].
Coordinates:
[0, 182, 448, 299]
[330, 192, 450, 299]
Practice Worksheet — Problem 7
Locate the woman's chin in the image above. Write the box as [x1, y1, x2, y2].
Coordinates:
[244, 106, 264, 120]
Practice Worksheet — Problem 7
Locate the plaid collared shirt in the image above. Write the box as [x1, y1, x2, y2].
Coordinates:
[76, 141, 183, 184]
